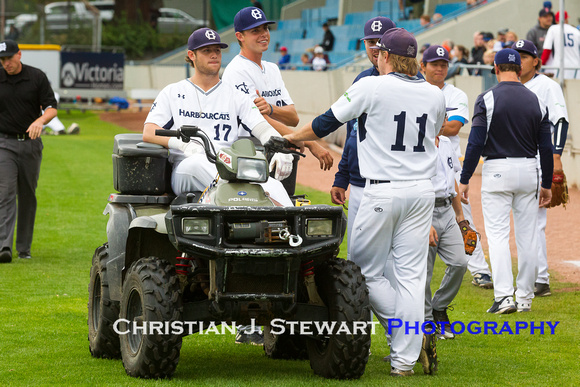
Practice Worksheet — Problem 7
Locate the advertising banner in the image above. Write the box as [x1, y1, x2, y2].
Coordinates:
[60, 52, 124, 89]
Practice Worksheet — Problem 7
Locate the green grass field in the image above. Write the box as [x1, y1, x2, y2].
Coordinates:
[0, 111, 579, 385]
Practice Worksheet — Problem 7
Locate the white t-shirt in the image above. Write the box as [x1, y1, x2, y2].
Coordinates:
[432, 136, 461, 198]
[543, 23, 580, 79]
[441, 83, 469, 157]
[329, 73, 445, 181]
[312, 57, 327, 71]
[145, 79, 265, 159]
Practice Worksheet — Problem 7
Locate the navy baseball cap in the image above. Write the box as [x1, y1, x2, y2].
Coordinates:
[188, 28, 228, 50]
[491, 48, 521, 73]
[0, 39, 19, 57]
[513, 39, 538, 57]
[234, 7, 276, 32]
[422, 44, 449, 63]
[371, 28, 417, 58]
[360, 16, 396, 41]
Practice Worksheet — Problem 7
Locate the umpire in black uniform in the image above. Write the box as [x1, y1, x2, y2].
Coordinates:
[0, 40, 57, 263]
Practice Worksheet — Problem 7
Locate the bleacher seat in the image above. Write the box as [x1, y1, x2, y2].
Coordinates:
[434, 2, 467, 17]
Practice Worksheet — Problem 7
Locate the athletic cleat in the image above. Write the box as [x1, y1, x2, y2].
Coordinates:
[433, 308, 455, 339]
[534, 282, 552, 297]
[235, 331, 264, 346]
[382, 354, 391, 362]
[418, 333, 437, 375]
[0, 248, 12, 263]
[517, 301, 531, 312]
[18, 252, 32, 259]
[487, 296, 517, 314]
[390, 367, 414, 377]
[472, 273, 493, 289]
[66, 123, 80, 135]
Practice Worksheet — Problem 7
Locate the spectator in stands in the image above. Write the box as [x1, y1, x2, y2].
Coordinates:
[447, 44, 469, 78]
[251, 0, 264, 12]
[6, 25, 19, 41]
[320, 22, 335, 51]
[526, 9, 554, 55]
[493, 28, 508, 51]
[312, 46, 327, 71]
[466, 0, 487, 8]
[504, 31, 518, 48]
[483, 49, 495, 65]
[420, 15, 431, 27]
[469, 31, 485, 74]
[297, 52, 312, 70]
[441, 39, 454, 52]
[401, 0, 426, 20]
[432, 13, 443, 24]
[278, 46, 291, 70]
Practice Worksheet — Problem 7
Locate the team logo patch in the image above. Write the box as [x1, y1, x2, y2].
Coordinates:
[515, 40, 524, 48]
[493, 174, 502, 178]
[205, 30, 216, 40]
[343, 92, 351, 102]
[374, 207, 383, 213]
[150, 102, 157, 111]
[251, 9, 263, 19]
[447, 157, 453, 169]
[436, 47, 446, 57]
[0, 42, 6, 52]
[407, 45, 416, 56]
[508, 54, 516, 62]
[238, 191, 247, 196]
[235, 82, 250, 94]
[371, 20, 382, 32]
[218, 151, 232, 168]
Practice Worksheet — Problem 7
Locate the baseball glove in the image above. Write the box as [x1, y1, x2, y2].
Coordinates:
[547, 169, 569, 209]
[458, 220, 478, 255]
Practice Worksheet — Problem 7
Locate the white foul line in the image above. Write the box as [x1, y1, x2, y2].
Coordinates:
[564, 261, 580, 268]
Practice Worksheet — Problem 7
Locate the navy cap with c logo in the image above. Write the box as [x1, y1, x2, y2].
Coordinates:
[234, 7, 276, 33]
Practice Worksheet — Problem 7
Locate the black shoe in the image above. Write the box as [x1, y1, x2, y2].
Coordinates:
[0, 248, 12, 263]
[534, 282, 552, 297]
[487, 296, 517, 314]
[18, 251, 32, 259]
[418, 333, 437, 375]
[433, 308, 454, 339]
[472, 273, 493, 289]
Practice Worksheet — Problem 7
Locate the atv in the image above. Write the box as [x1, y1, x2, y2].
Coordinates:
[88, 125, 371, 379]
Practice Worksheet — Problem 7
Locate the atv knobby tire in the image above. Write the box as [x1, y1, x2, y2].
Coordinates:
[120, 257, 183, 379]
[88, 243, 121, 359]
[264, 325, 308, 360]
[306, 258, 371, 379]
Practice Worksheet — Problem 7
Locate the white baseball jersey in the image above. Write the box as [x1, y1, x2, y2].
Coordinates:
[330, 73, 445, 181]
[222, 54, 294, 108]
[543, 23, 580, 79]
[432, 136, 461, 198]
[145, 79, 265, 157]
[441, 83, 469, 157]
[524, 73, 568, 125]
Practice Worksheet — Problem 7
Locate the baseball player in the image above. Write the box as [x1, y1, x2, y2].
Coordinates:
[425, 125, 468, 340]
[420, 44, 494, 290]
[514, 39, 569, 297]
[142, 28, 294, 207]
[285, 28, 445, 376]
[331, 16, 396, 260]
[222, 6, 332, 170]
[459, 48, 553, 314]
[541, 11, 580, 79]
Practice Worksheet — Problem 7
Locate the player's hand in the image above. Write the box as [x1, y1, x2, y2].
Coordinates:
[538, 187, 552, 208]
[458, 183, 469, 204]
[330, 186, 346, 205]
[254, 90, 272, 116]
[270, 153, 293, 181]
[429, 226, 438, 246]
[168, 137, 204, 157]
[306, 141, 333, 170]
[27, 119, 44, 139]
[283, 134, 304, 151]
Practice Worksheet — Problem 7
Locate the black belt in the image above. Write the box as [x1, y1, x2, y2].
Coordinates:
[370, 179, 391, 185]
[435, 196, 453, 207]
[0, 132, 31, 141]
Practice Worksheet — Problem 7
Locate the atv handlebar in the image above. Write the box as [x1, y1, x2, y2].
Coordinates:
[263, 137, 306, 159]
[156, 126, 217, 163]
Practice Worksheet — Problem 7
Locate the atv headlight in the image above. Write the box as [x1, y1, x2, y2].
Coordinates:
[237, 158, 269, 183]
[182, 217, 210, 235]
[306, 219, 333, 237]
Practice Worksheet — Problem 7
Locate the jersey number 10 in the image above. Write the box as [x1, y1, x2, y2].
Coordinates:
[391, 111, 427, 152]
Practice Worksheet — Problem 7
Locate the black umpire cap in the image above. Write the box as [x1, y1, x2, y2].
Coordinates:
[0, 40, 19, 57]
